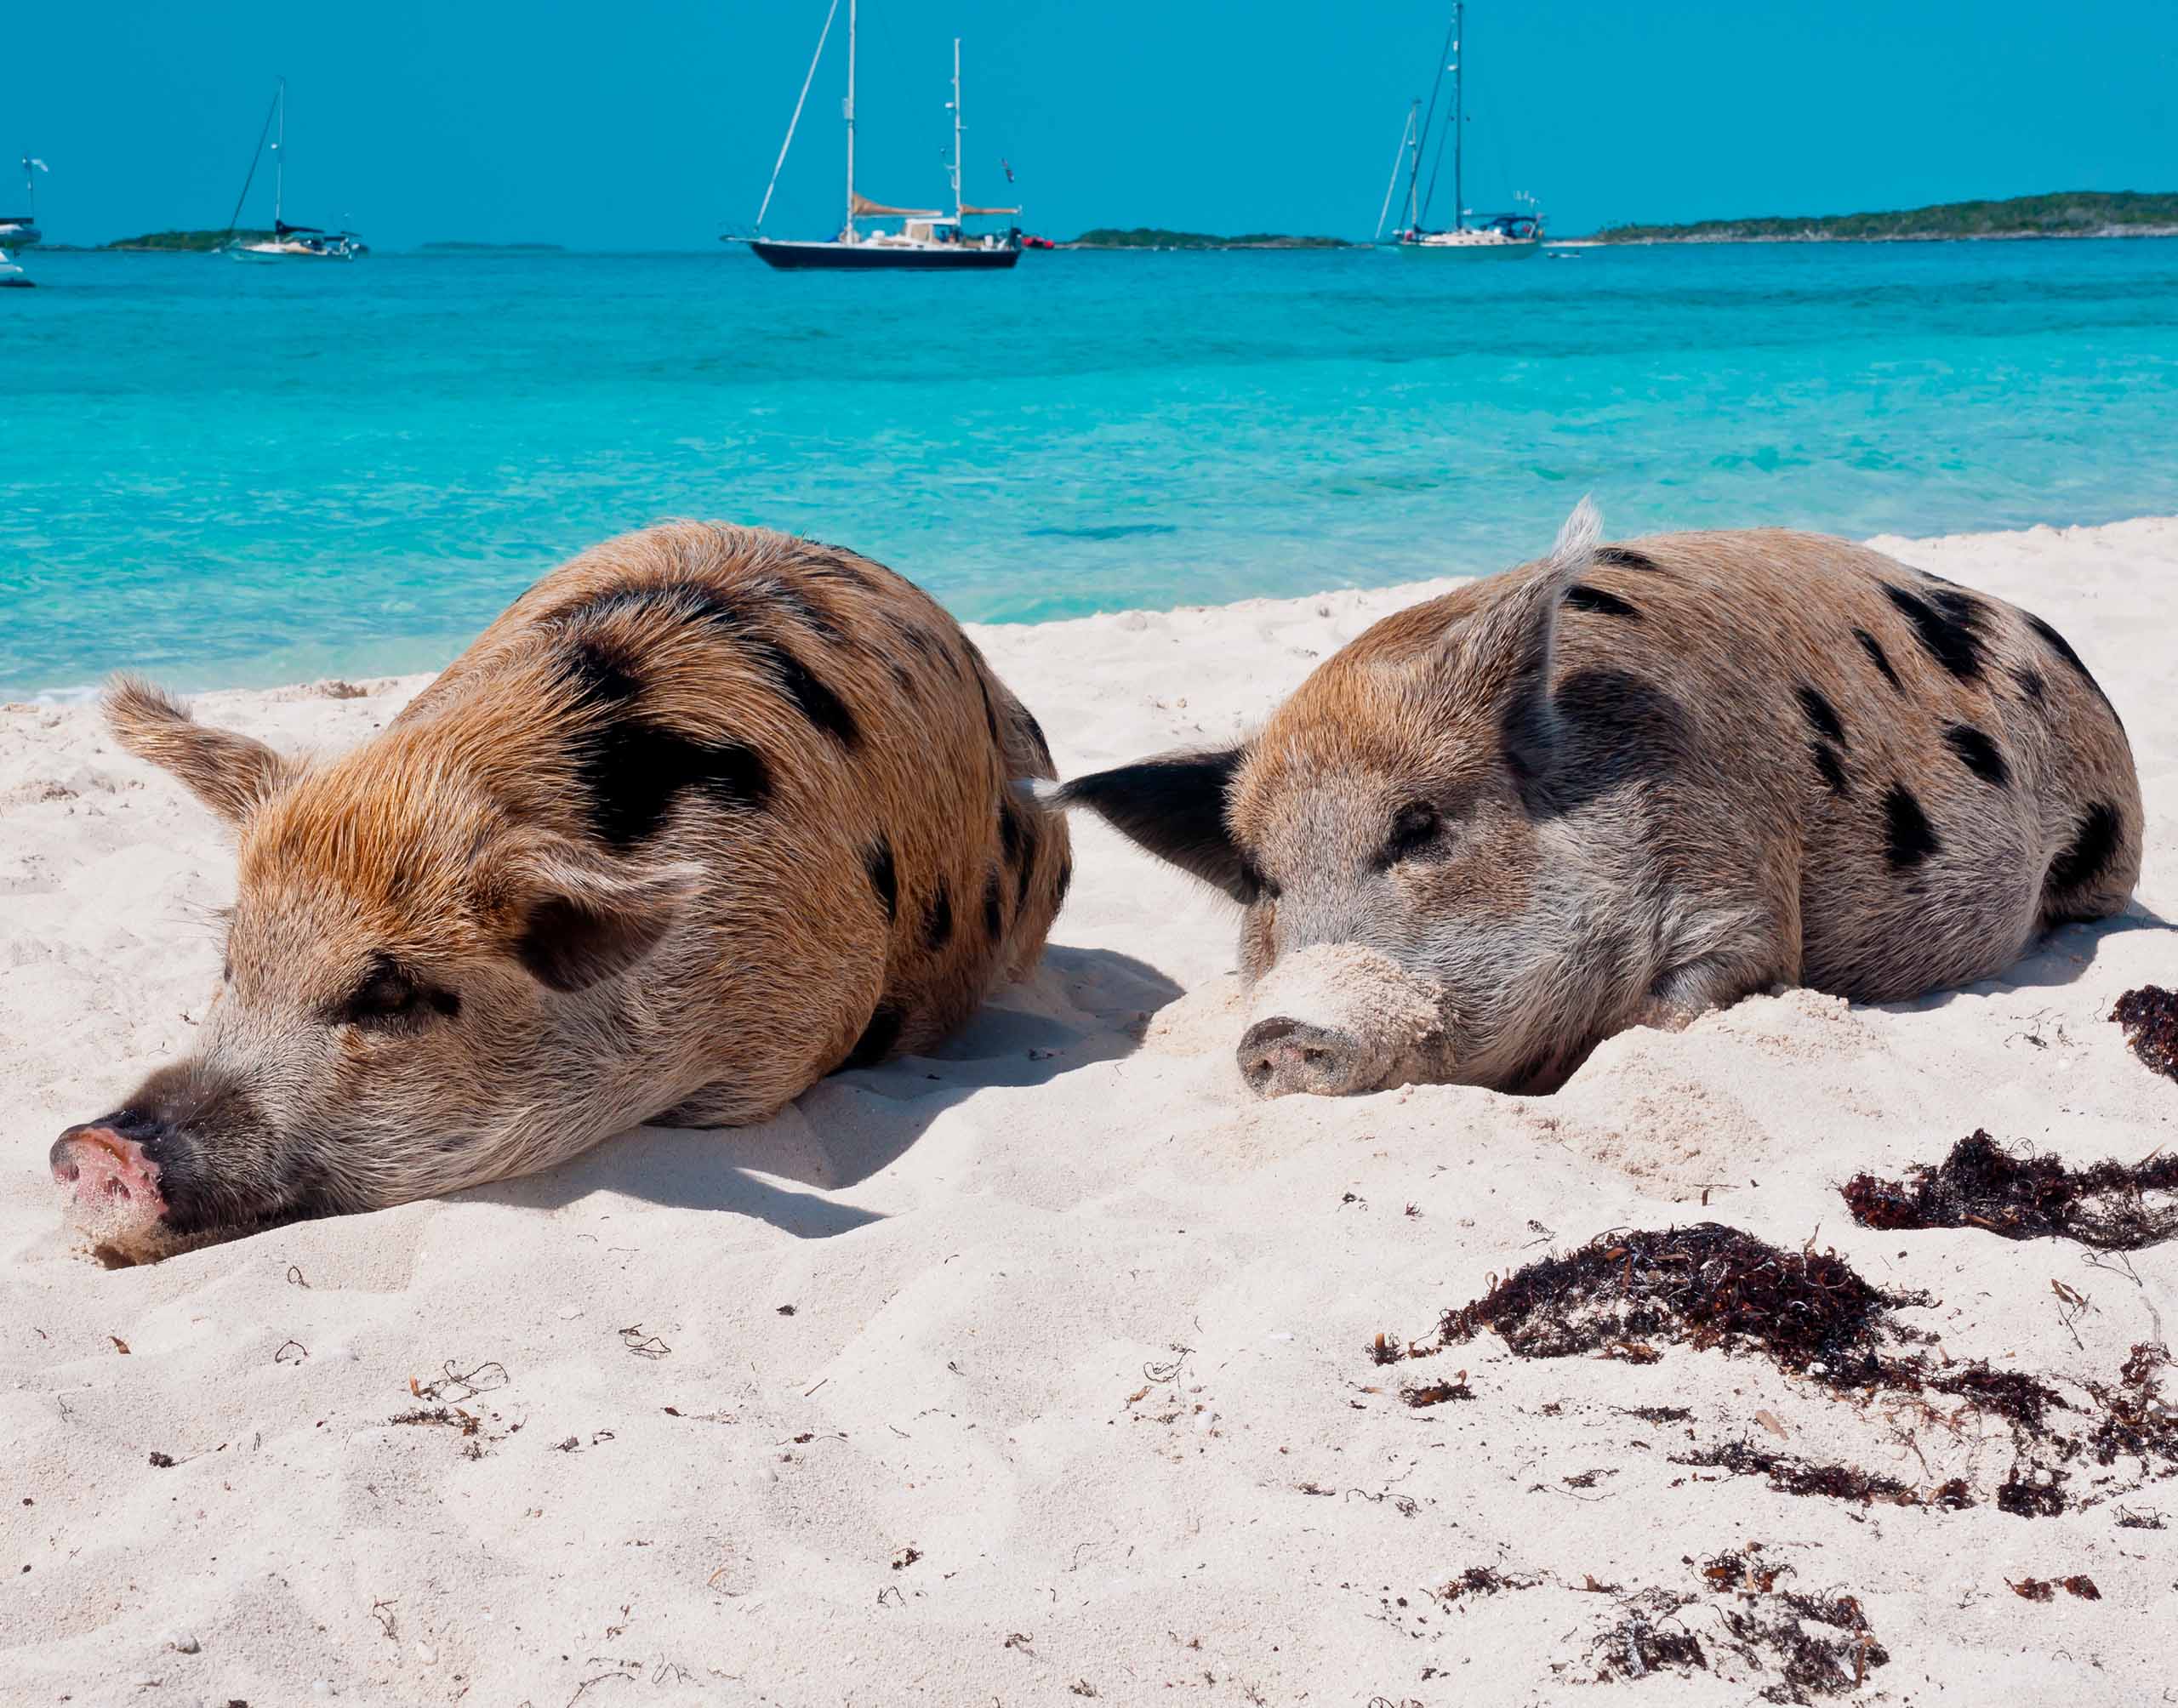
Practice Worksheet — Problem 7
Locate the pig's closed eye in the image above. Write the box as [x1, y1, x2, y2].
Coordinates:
[1377, 802, 1444, 869]
[1235, 854, 1281, 905]
[337, 961, 460, 1030]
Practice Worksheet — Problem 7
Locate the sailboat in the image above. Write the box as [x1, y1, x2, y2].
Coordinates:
[221, 79, 364, 262]
[1391, 2, 1543, 259]
[0, 154, 44, 248]
[736, 2, 1022, 271]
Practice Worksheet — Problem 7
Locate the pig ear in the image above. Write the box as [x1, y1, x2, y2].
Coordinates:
[104, 675, 298, 828]
[497, 841, 702, 995]
[1036, 748, 1252, 902]
[1443, 498, 1600, 784]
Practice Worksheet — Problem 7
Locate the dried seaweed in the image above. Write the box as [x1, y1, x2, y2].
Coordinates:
[1439, 1223, 1929, 1389]
[1588, 1589, 1708, 1682]
[1437, 1565, 1539, 1602]
[1430, 1226, 2177, 1520]
[2114, 985, 2178, 1082]
[1400, 1380, 1474, 1409]
[1843, 1130, 2178, 1250]
[2010, 1574, 2100, 1602]
[2085, 1342, 2178, 1471]
[1675, 1440, 1923, 1506]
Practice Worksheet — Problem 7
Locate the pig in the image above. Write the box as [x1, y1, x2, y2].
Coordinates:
[52, 523, 1070, 1261]
[1046, 502, 2141, 1098]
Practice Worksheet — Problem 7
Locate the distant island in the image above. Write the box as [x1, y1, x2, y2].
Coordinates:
[419, 241, 567, 253]
[102, 230, 271, 253]
[1599, 190, 2178, 245]
[1063, 227, 1353, 251]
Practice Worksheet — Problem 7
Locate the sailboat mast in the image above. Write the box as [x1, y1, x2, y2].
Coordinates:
[1406, 6, 1458, 236]
[273, 77, 286, 229]
[1451, 2, 1463, 233]
[843, 0, 857, 242]
[950, 37, 962, 225]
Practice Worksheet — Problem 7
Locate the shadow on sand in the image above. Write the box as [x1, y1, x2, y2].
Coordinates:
[464, 942, 1187, 1238]
[1877, 905, 2174, 1016]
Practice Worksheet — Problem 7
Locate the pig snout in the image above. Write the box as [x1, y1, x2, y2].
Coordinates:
[51, 1122, 170, 1243]
[1237, 1016, 1383, 1097]
[1235, 943, 1450, 1099]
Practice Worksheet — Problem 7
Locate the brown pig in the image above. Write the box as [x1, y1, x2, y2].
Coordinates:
[53, 524, 1069, 1260]
[1047, 503, 2141, 1097]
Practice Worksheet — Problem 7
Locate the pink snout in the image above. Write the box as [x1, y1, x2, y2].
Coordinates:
[50, 1125, 168, 1227]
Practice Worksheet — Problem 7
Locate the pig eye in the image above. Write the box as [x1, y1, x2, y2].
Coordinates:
[1377, 802, 1444, 868]
[1234, 854, 1280, 905]
[336, 959, 460, 1031]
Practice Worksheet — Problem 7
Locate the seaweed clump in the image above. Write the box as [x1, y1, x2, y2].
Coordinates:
[2113, 985, 2178, 1082]
[1674, 1440, 1930, 1508]
[1586, 1552, 1888, 1702]
[1843, 1130, 2178, 1250]
[1439, 1223, 1928, 1390]
[1438, 1564, 1540, 1602]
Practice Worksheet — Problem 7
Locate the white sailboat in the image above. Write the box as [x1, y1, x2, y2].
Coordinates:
[1392, 2, 1543, 259]
[0, 154, 44, 248]
[221, 80, 364, 262]
[736, 3, 1023, 270]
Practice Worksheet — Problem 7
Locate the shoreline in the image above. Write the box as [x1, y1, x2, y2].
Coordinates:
[1594, 224, 2178, 246]
[14, 510, 2177, 709]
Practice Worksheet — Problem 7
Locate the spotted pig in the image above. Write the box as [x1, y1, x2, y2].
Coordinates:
[53, 523, 1069, 1259]
[1048, 502, 2141, 1097]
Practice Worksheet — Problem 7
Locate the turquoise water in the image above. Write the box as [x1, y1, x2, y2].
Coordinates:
[3, 240, 2175, 698]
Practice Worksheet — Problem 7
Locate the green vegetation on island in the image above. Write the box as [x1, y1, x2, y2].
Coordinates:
[1063, 227, 1353, 250]
[1599, 190, 2178, 244]
[102, 230, 272, 252]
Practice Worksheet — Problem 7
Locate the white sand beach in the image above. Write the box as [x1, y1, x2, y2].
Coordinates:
[3, 515, 2175, 1705]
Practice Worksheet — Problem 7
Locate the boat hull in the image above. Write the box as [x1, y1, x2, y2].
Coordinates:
[748, 238, 1020, 270]
[227, 244, 357, 263]
[1396, 237, 1541, 260]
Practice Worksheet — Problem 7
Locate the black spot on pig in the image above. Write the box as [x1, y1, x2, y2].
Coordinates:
[1542, 670, 1693, 814]
[1593, 546, 1662, 572]
[1796, 686, 1847, 747]
[563, 639, 643, 707]
[999, 796, 1027, 867]
[2025, 612, 2117, 717]
[1018, 708, 1054, 771]
[2013, 666, 2046, 704]
[749, 639, 858, 748]
[1565, 585, 1641, 620]
[1944, 725, 2010, 789]
[923, 881, 954, 951]
[983, 870, 1005, 941]
[865, 835, 898, 922]
[1883, 584, 1987, 682]
[1810, 743, 1850, 798]
[561, 581, 859, 744]
[844, 1002, 904, 1070]
[1853, 628, 1902, 692]
[576, 722, 771, 851]
[2045, 803, 2122, 902]
[1882, 783, 1940, 869]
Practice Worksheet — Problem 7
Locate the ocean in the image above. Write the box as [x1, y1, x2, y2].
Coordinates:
[3, 239, 2175, 699]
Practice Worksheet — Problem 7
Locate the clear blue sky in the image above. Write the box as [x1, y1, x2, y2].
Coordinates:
[13, 0, 2175, 247]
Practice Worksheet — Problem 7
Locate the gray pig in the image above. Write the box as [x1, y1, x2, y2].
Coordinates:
[1047, 504, 2141, 1096]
